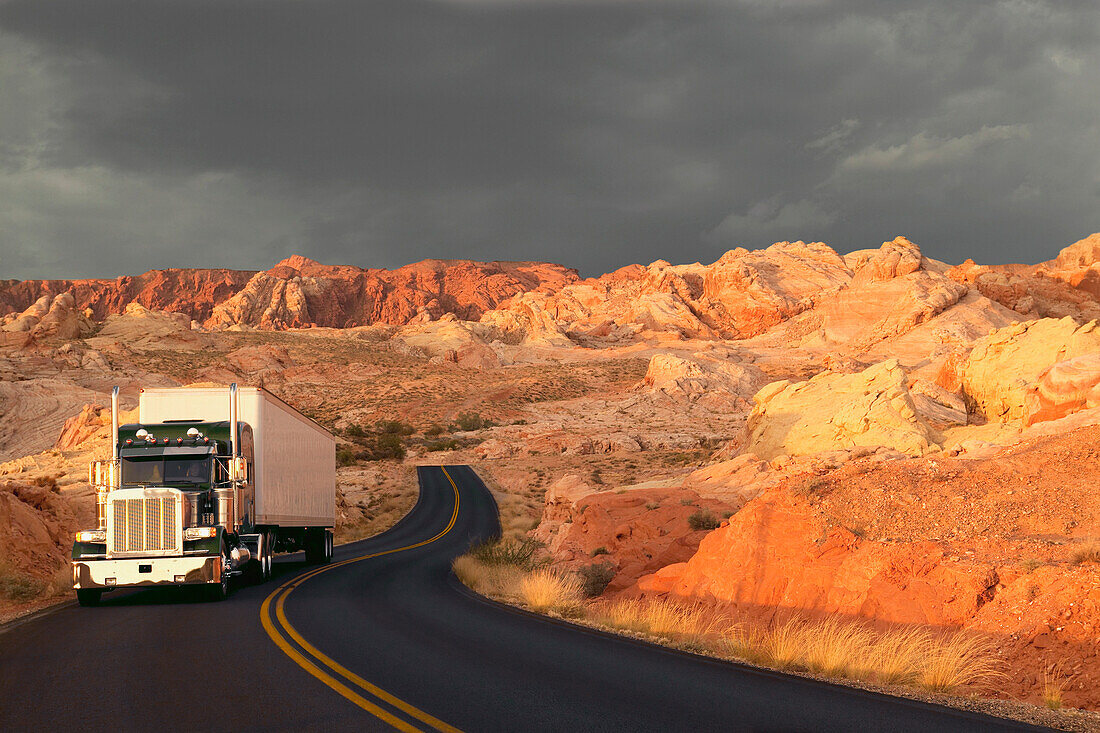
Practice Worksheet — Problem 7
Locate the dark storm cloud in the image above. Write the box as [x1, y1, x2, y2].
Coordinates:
[0, 0, 1097, 279]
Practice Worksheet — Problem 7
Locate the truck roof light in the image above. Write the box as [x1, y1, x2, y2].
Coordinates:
[203, 437, 210, 444]
[125, 438, 133, 445]
[186, 427, 200, 437]
[176, 437, 184, 445]
[135, 428, 149, 438]
[162, 438, 169, 444]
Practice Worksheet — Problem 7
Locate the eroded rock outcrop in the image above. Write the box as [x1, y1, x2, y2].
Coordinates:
[744, 359, 936, 459]
[640, 352, 766, 411]
[943, 317, 1100, 423]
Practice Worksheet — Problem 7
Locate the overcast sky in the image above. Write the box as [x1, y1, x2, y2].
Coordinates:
[1, 0, 1098, 279]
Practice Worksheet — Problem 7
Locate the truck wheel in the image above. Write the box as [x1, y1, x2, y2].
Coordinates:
[324, 529, 333, 564]
[207, 545, 231, 601]
[76, 589, 102, 607]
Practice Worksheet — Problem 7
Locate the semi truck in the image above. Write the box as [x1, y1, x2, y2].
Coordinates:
[71, 384, 336, 605]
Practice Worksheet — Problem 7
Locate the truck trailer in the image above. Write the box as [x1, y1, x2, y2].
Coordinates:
[71, 384, 336, 605]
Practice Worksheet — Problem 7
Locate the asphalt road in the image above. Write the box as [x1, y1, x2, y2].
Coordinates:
[0, 465, 1047, 732]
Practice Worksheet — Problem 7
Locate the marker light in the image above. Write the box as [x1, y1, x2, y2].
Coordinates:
[125, 439, 133, 445]
[183, 526, 218, 541]
[76, 530, 106, 543]
[162, 438, 169, 445]
[176, 438, 184, 445]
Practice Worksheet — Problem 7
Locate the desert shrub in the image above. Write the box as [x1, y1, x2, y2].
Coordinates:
[469, 539, 540, 571]
[344, 424, 365, 438]
[1071, 538, 1100, 564]
[578, 562, 615, 597]
[591, 546, 609, 557]
[32, 475, 60, 493]
[645, 501, 659, 510]
[424, 423, 446, 437]
[425, 439, 461, 452]
[453, 412, 494, 431]
[336, 447, 358, 467]
[364, 433, 406, 460]
[688, 510, 720, 531]
[0, 561, 44, 602]
[376, 420, 415, 436]
[520, 568, 582, 613]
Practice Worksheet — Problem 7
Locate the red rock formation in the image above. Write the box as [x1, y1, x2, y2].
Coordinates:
[0, 269, 257, 323]
[0, 258, 579, 331]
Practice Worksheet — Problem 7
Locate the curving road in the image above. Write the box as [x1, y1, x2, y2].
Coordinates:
[0, 466, 1046, 732]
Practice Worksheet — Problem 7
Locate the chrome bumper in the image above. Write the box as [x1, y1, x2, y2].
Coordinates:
[73, 556, 220, 589]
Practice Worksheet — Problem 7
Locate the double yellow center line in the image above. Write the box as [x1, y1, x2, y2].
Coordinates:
[260, 466, 463, 733]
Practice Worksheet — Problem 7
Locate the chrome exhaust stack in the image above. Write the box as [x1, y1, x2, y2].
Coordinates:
[229, 382, 239, 466]
[111, 386, 119, 462]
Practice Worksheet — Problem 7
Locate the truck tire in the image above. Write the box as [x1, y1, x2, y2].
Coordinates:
[263, 529, 275, 581]
[76, 589, 102, 607]
[305, 527, 331, 565]
[207, 544, 231, 601]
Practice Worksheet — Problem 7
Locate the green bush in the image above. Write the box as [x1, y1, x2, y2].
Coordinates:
[363, 433, 406, 461]
[578, 562, 615, 597]
[377, 420, 415, 436]
[424, 423, 446, 437]
[344, 424, 365, 438]
[688, 509, 721, 531]
[453, 412, 494, 432]
[336, 447, 358, 467]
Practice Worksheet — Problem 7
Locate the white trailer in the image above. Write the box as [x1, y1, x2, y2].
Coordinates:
[72, 384, 335, 605]
[139, 386, 336, 529]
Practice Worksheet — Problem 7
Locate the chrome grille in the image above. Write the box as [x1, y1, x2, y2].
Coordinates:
[111, 495, 180, 554]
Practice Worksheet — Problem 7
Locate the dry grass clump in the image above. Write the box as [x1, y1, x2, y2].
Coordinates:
[716, 616, 1001, 694]
[1071, 538, 1100, 564]
[595, 597, 726, 643]
[520, 568, 583, 613]
[917, 631, 1004, 693]
[452, 555, 526, 600]
[1042, 666, 1066, 710]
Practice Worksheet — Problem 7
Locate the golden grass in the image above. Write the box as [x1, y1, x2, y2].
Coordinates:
[715, 617, 1002, 694]
[520, 568, 583, 613]
[800, 617, 875, 678]
[595, 597, 726, 643]
[1042, 668, 1065, 710]
[863, 626, 934, 684]
[917, 631, 1004, 693]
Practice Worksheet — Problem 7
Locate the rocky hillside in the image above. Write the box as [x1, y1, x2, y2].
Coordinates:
[0, 257, 579, 330]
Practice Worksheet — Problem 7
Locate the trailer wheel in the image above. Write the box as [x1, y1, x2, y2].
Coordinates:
[263, 529, 275, 581]
[76, 589, 102, 607]
[305, 527, 329, 564]
[324, 529, 333, 564]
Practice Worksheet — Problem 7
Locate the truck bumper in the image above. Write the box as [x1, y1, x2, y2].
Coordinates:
[73, 555, 220, 590]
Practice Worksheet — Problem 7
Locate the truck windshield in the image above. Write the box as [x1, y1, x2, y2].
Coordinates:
[121, 456, 213, 486]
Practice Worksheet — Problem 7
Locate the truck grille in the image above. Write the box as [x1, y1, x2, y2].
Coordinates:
[112, 496, 179, 554]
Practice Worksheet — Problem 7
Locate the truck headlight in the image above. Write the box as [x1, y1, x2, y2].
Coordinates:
[76, 530, 106, 543]
[183, 526, 218, 541]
